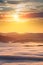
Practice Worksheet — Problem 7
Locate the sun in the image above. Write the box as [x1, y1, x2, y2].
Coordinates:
[12, 13, 28, 23]
[12, 13, 21, 22]
[11, 3, 29, 23]
[13, 14, 20, 22]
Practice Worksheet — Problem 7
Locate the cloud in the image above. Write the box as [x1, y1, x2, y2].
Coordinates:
[0, 0, 43, 4]
[15, 2, 43, 13]
[0, 0, 3, 3]
[0, 5, 14, 12]
[7, 0, 43, 3]
[7, 1, 20, 4]
[0, 0, 43, 15]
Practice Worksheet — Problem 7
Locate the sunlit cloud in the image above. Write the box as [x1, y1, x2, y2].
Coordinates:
[0, 0, 43, 13]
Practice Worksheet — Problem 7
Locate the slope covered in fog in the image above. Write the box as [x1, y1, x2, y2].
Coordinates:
[0, 33, 43, 43]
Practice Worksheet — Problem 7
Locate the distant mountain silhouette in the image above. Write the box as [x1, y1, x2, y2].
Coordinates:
[0, 32, 43, 43]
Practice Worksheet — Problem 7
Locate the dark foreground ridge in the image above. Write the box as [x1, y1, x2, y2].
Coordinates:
[0, 33, 43, 43]
[0, 56, 43, 62]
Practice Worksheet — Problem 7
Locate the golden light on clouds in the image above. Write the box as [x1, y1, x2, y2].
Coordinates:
[11, 13, 29, 22]
[12, 13, 22, 22]
[0, 1, 43, 33]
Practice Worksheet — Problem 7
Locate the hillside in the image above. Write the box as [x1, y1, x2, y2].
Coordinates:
[0, 33, 43, 43]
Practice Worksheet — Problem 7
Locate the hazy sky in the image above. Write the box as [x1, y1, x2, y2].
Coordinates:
[0, 0, 43, 33]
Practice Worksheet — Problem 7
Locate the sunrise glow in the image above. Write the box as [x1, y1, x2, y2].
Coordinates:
[0, 0, 43, 65]
[0, 1, 43, 33]
[12, 13, 20, 22]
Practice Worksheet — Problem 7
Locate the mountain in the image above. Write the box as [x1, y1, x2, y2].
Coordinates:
[0, 32, 43, 43]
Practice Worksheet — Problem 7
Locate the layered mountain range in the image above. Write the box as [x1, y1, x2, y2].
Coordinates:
[0, 32, 43, 43]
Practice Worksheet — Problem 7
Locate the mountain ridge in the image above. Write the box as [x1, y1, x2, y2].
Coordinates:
[0, 32, 43, 43]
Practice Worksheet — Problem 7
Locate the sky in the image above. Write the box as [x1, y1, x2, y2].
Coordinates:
[0, 0, 43, 33]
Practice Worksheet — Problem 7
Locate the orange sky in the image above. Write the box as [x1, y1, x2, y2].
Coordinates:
[0, 1, 43, 33]
[0, 18, 43, 33]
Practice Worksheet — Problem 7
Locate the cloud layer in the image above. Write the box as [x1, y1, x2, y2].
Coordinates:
[0, 0, 43, 3]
